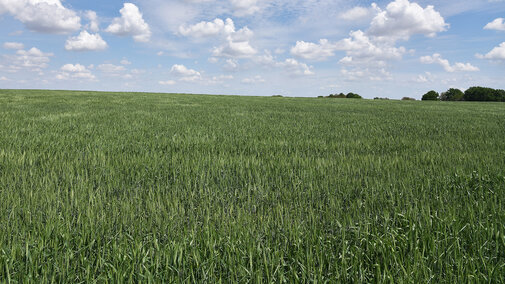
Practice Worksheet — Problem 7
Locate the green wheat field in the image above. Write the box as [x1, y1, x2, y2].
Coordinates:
[0, 89, 504, 282]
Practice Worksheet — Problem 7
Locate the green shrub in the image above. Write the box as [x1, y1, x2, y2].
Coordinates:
[346, 92, 362, 99]
[464, 86, 505, 102]
[440, 88, 464, 101]
[422, 90, 439, 101]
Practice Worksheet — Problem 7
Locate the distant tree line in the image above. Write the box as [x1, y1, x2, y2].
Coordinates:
[422, 87, 505, 102]
[319, 92, 363, 99]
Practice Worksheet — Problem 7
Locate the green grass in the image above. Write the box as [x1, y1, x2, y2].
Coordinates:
[0, 89, 504, 282]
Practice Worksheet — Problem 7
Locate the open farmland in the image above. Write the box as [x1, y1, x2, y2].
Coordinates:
[0, 89, 504, 282]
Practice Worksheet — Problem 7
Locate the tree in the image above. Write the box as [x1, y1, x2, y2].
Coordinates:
[346, 92, 362, 99]
[440, 88, 464, 101]
[422, 90, 439, 101]
[464, 86, 505, 102]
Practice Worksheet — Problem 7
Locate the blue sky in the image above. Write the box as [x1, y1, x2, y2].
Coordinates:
[0, 0, 504, 99]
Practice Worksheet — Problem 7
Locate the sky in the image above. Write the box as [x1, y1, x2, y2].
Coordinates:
[0, 0, 504, 99]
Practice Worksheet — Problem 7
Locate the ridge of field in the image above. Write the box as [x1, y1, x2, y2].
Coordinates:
[0, 89, 504, 282]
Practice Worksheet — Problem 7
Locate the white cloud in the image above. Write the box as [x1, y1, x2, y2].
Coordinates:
[3, 42, 24, 50]
[241, 75, 265, 84]
[208, 74, 234, 84]
[253, 51, 314, 76]
[212, 40, 257, 58]
[97, 64, 126, 73]
[340, 67, 392, 81]
[413, 72, 433, 83]
[337, 30, 406, 62]
[120, 59, 132, 65]
[61, 63, 88, 73]
[105, 3, 151, 42]
[253, 52, 276, 66]
[484, 18, 505, 31]
[340, 68, 365, 80]
[170, 64, 202, 81]
[369, 68, 393, 81]
[179, 18, 235, 38]
[420, 53, 479, 72]
[230, 0, 260, 16]
[339, 4, 379, 21]
[476, 42, 505, 60]
[0, 0, 81, 34]
[290, 39, 336, 61]
[4, 47, 53, 71]
[170, 64, 200, 76]
[159, 80, 176, 85]
[57, 63, 95, 80]
[65, 31, 108, 51]
[180, 18, 257, 58]
[290, 30, 407, 64]
[85, 10, 100, 32]
[277, 58, 314, 76]
[368, 0, 448, 41]
[0, 76, 8, 81]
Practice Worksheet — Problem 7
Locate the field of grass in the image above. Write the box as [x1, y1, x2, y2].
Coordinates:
[0, 89, 504, 282]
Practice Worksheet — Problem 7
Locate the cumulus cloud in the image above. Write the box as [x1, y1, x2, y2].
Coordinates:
[230, 0, 260, 16]
[337, 30, 406, 62]
[57, 63, 95, 80]
[290, 24, 408, 64]
[476, 42, 505, 60]
[170, 64, 202, 81]
[290, 39, 336, 61]
[253, 51, 314, 76]
[0, 0, 80, 34]
[212, 40, 257, 58]
[179, 18, 235, 38]
[65, 31, 108, 51]
[484, 18, 505, 31]
[368, 0, 448, 41]
[420, 53, 479, 72]
[215, 26, 256, 57]
[339, 4, 379, 21]
[105, 3, 151, 42]
[4, 47, 53, 71]
[3, 42, 24, 50]
[289, 29, 407, 81]
[164, 64, 234, 85]
[291, 1, 441, 82]
[85, 11, 100, 32]
[340, 67, 393, 81]
[180, 18, 257, 58]
[277, 58, 314, 76]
